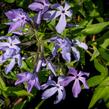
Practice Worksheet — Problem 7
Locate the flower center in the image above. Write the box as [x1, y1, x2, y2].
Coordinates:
[62, 10, 65, 13]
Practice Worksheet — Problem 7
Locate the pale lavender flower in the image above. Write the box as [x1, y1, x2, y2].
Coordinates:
[0, 36, 20, 63]
[0, 36, 22, 73]
[15, 72, 40, 92]
[41, 76, 66, 104]
[28, 0, 50, 24]
[5, 9, 29, 33]
[36, 58, 56, 76]
[44, 2, 72, 33]
[50, 36, 72, 62]
[60, 68, 89, 98]
[49, 36, 88, 62]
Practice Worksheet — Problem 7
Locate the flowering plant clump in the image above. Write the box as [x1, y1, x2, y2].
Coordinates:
[0, 0, 109, 109]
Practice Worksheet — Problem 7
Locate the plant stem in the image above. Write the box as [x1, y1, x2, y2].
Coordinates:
[35, 100, 45, 109]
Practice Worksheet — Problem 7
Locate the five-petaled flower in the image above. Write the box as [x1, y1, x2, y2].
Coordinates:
[0, 36, 22, 73]
[5, 9, 29, 33]
[41, 76, 66, 104]
[28, 0, 50, 24]
[49, 36, 88, 62]
[15, 72, 40, 92]
[60, 68, 89, 98]
[44, 2, 72, 33]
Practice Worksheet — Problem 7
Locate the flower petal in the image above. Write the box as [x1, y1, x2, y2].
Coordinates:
[60, 76, 75, 86]
[56, 14, 66, 33]
[42, 87, 57, 99]
[47, 62, 56, 76]
[72, 79, 81, 98]
[15, 54, 22, 67]
[36, 59, 42, 72]
[0, 42, 9, 47]
[64, 2, 71, 11]
[5, 58, 15, 74]
[28, 3, 44, 11]
[65, 9, 72, 17]
[8, 21, 21, 33]
[11, 36, 21, 44]
[43, 10, 61, 21]
[54, 89, 64, 104]
[5, 10, 17, 20]
[61, 50, 71, 62]
[68, 68, 78, 76]
[34, 76, 41, 90]
[51, 3, 63, 10]
[79, 77, 89, 89]
[75, 40, 88, 50]
[52, 45, 60, 57]
[27, 80, 35, 92]
[15, 72, 32, 85]
[36, 11, 42, 24]
[71, 47, 80, 61]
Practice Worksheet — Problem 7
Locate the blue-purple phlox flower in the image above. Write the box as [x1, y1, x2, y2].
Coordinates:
[44, 2, 72, 33]
[60, 68, 89, 98]
[15, 72, 40, 92]
[28, 0, 50, 24]
[49, 36, 72, 62]
[36, 58, 56, 76]
[49, 36, 88, 62]
[5, 9, 29, 33]
[41, 76, 66, 104]
[0, 36, 22, 73]
[0, 36, 20, 62]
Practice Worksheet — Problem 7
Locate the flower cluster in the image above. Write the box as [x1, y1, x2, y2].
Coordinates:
[0, 0, 90, 105]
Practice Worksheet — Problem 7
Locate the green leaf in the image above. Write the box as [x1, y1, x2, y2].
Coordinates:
[99, 47, 109, 62]
[100, 38, 109, 49]
[48, 20, 56, 31]
[97, 31, 109, 44]
[87, 75, 104, 87]
[89, 9, 100, 17]
[90, 48, 99, 61]
[4, 0, 15, 3]
[94, 59, 108, 76]
[0, 76, 7, 91]
[6, 87, 33, 97]
[81, 22, 109, 35]
[89, 77, 109, 109]
[21, 61, 31, 72]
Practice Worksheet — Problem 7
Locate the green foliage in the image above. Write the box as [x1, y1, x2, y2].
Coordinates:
[1, 0, 109, 108]
[89, 77, 109, 109]
[4, 0, 15, 3]
[81, 22, 109, 35]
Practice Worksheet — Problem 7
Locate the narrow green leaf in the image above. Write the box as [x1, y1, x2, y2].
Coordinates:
[0, 76, 7, 90]
[21, 61, 31, 71]
[87, 75, 104, 87]
[4, 0, 15, 3]
[99, 47, 109, 61]
[90, 48, 99, 61]
[97, 31, 109, 44]
[100, 38, 109, 49]
[94, 59, 108, 76]
[6, 87, 33, 97]
[89, 77, 109, 109]
[81, 22, 109, 35]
